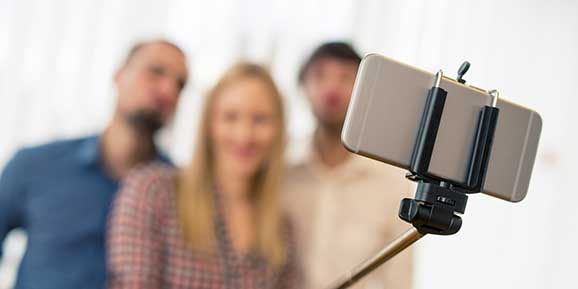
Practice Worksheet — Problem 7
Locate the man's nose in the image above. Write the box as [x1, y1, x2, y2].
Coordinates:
[158, 77, 180, 101]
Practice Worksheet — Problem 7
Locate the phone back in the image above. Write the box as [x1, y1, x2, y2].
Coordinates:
[342, 54, 542, 202]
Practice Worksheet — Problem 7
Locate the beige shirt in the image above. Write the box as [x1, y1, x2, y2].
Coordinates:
[283, 147, 414, 289]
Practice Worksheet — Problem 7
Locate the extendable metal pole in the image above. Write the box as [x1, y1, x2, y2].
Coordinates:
[326, 227, 425, 289]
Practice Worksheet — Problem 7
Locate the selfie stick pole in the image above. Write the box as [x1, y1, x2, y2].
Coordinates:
[327, 64, 500, 289]
[327, 227, 423, 289]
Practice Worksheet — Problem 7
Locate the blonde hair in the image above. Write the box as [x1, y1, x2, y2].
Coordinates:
[176, 62, 287, 268]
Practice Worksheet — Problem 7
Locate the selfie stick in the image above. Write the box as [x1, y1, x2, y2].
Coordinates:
[327, 63, 500, 289]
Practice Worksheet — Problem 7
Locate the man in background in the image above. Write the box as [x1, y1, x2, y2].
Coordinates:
[0, 40, 188, 289]
[284, 42, 414, 289]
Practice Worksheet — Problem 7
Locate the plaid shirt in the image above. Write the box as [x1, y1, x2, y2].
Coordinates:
[107, 164, 301, 289]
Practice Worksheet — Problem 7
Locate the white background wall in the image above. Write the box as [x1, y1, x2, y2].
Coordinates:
[1, 0, 577, 288]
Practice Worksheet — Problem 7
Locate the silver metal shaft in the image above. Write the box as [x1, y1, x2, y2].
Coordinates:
[433, 70, 443, 87]
[325, 227, 425, 289]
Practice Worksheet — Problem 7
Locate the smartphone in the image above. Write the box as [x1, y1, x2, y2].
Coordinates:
[342, 53, 542, 202]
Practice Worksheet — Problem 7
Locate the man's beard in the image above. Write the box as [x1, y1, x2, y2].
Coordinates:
[126, 109, 164, 138]
[316, 112, 346, 137]
[318, 120, 344, 136]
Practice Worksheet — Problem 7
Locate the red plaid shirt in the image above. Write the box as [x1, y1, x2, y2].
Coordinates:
[107, 164, 301, 289]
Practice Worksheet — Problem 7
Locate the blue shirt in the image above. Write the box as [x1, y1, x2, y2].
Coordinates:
[0, 135, 170, 289]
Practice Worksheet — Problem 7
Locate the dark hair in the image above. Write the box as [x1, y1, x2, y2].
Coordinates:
[298, 41, 362, 84]
[124, 39, 185, 65]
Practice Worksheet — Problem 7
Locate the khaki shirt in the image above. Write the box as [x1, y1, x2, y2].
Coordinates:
[283, 147, 414, 289]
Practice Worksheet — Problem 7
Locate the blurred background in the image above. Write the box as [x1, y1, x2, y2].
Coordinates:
[1, 0, 577, 288]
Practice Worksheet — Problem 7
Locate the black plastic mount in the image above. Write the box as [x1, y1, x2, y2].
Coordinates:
[399, 71, 500, 236]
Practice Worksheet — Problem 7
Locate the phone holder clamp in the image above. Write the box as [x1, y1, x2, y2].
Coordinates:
[326, 64, 501, 289]
[401, 69, 499, 235]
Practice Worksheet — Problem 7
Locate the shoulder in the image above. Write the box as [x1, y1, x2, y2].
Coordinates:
[122, 163, 177, 192]
[119, 163, 178, 204]
[284, 161, 313, 185]
[124, 162, 177, 183]
[281, 162, 314, 212]
[19, 136, 93, 159]
[283, 159, 315, 194]
[13, 136, 88, 160]
[2, 136, 93, 175]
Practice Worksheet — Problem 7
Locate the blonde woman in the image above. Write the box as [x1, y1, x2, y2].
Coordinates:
[107, 63, 300, 289]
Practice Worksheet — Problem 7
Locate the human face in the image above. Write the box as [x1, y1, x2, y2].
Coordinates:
[115, 42, 188, 127]
[303, 58, 358, 131]
[210, 77, 279, 180]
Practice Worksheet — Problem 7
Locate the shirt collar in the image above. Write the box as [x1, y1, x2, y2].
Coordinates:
[76, 135, 101, 167]
[75, 134, 172, 168]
